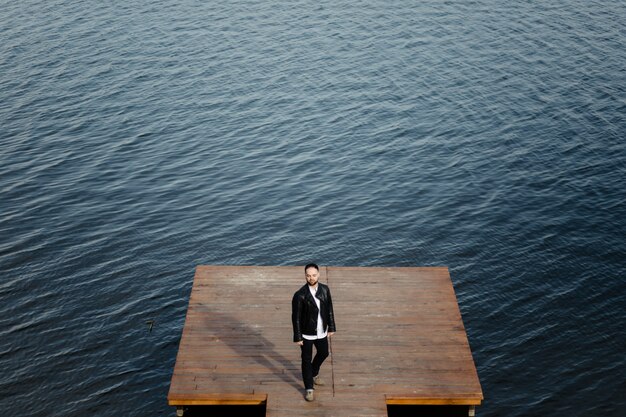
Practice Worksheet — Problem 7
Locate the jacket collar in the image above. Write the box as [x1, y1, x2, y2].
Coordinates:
[302, 283, 321, 302]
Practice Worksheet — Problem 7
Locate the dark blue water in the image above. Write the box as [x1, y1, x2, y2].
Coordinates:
[1, 0, 625, 415]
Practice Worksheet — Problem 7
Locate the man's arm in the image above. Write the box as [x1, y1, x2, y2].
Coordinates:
[327, 287, 336, 334]
[292, 292, 303, 344]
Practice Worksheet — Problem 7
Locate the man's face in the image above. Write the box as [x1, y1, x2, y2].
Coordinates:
[305, 267, 319, 287]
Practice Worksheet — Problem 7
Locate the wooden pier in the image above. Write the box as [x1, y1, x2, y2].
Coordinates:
[168, 266, 483, 416]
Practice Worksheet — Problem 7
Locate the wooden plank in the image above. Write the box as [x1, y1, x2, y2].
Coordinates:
[386, 395, 483, 405]
[168, 393, 267, 406]
[167, 265, 483, 414]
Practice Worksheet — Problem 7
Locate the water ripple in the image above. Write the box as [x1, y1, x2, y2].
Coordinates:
[1, 0, 626, 416]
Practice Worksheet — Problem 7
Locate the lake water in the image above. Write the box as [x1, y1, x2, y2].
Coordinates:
[1, 0, 625, 416]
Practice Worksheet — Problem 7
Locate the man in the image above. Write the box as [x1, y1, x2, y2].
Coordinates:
[292, 263, 336, 402]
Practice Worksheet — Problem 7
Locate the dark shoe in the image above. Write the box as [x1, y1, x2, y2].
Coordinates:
[305, 389, 314, 402]
[313, 375, 325, 386]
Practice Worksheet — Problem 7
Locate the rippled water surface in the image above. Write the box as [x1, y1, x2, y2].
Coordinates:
[1, 1, 625, 416]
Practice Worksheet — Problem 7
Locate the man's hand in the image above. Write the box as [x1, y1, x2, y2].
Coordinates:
[328, 332, 335, 337]
[295, 340, 303, 346]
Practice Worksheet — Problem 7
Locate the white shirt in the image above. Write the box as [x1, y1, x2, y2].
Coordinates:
[302, 284, 328, 340]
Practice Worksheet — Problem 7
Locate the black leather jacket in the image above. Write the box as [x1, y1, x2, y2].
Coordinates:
[292, 283, 336, 342]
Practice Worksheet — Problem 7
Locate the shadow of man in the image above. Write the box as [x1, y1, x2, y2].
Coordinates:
[199, 308, 302, 392]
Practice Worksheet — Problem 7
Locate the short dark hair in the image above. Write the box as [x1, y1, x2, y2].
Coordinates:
[304, 263, 319, 272]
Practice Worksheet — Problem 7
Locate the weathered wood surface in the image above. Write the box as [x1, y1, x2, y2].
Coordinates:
[167, 266, 483, 416]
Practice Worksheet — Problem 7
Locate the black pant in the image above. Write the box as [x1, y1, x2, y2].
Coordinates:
[300, 337, 329, 390]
